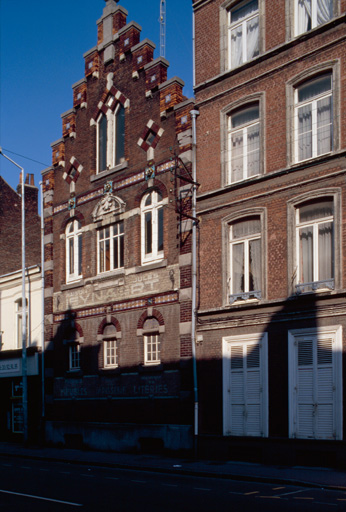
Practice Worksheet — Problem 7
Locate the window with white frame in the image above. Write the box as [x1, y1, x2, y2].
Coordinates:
[97, 102, 125, 173]
[143, 317, 161, 366]
[228, 103, 260, 183]
[98, 222, 124, 273]
[295, 198, 334, 293]
[69, 343, 81, 371]
[228, 0, 259, 69]
[223, 333, 268, 437]
[66, 219, 83, 282]
[288, 326, 342, 440]
[295, 0, 334, 36]
[144, 334, 160, 365]
[141, 190, 164, 264]
[295, 73, 333, 163]
[15, 298, 28, 349]
[229, 216, 261, 302]
[102, 324, 118, 368]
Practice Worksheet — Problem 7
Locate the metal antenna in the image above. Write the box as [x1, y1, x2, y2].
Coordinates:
[160, 0, 166, 58]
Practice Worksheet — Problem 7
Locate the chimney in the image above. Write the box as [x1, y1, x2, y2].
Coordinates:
[16, 173, 39, 215]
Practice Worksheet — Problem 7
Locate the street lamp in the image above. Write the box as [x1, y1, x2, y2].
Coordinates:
[0, 148, 28, 443]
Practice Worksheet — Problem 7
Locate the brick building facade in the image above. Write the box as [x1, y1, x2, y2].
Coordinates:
[42, 0, 195, 452]
[0, 175, 42, 440]
[194, 0, 346, 466]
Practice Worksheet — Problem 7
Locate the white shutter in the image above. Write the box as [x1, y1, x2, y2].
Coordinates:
[297, 339, 314, 438]
[230, 345, 245, 435]
[228, 341, 263, 436]
[316, 336, 334, 439]
[289, 328, 341, 440]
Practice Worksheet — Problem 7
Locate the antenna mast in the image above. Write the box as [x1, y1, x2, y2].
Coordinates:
[160, 0, 166, 58]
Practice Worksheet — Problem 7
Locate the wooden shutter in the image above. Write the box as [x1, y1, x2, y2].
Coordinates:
[229, 342, 262, 436]
[295, 334, 335, 439]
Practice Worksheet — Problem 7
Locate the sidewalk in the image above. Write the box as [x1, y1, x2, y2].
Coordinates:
[0, 441, 345, 491]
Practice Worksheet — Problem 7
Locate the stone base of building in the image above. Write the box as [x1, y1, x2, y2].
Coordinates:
[197, 435, 346, 469]
[45, 421, 193, 454]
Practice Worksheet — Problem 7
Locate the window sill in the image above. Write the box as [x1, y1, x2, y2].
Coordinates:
[87, 269, 125, 284]
[140, 363, 163, 372]
[99, 366, 120, 375]
[90, 161, 128, 182]
[296, 280, 334, 294]
[229, 291, 261, 305]
[61, 279, 84, 291]
[126, 259, 167, 275]
[66, 370, 83, 377]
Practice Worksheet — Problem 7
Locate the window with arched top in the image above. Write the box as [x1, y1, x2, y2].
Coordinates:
[66, 219, 83, 282]
[294, 73, 333, 163]
[141, 190, 164, 264]
[97, 103, 125, 173]
[102, 323, 118, 368]
[143, 318, 161, 366]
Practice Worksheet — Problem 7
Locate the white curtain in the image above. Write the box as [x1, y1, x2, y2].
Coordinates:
[231, 26, 243, 67]
[232, 243, 244, 294]
[297, 0, 311, 34]
[318, 221, 333, 281]
[249, 238, 261, 291]
[317, 0, 333, 24]
[247, 16, 259, 61]
[247, 123, 260, 176]
[298, 105, 312, 160]
[231, 131, 244, 182]
[317, 96, 332, 155]
[299, 226, 313, 284]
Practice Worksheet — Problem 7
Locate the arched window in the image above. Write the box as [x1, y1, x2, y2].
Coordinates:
[229, 216, 261, 302]
[141, 190, 164, 264]
[228, 103, 260, 183]
[102, 323, 118, 368]
[295, 198, 334, 292]
[294, 73, 333, 162]
[66, 219, 83, 282]
[64, 329, 82, 371]
[97, 102, 125, 173]
[143, 318, 161, 366]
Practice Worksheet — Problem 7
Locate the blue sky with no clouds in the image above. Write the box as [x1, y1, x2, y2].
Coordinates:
[0, 0, 193, 195]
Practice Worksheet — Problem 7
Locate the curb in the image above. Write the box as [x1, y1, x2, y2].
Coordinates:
[0, 449, 344, 491]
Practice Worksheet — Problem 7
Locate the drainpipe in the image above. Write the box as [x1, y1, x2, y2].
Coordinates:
[190, 108, 199, 453]
[40, 182, 45, 421]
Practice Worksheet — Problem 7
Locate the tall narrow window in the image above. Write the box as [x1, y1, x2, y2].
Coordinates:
[98, 222, 124, 273]
[141, 191, 164, 264]
[102, 324, 118, 368]
[97, 102, 125, 173]
[228, 104, 260, 183]
[66, 220, 83, 282]
[229, 217, 261, 302]
[69, 343, 81, 371]
[296, 199, 334, 292]
[295, 0, 333, 36]
[15, 298, 28, 349]
[295, 73, 333, 162]
[228, 0, 259, 69]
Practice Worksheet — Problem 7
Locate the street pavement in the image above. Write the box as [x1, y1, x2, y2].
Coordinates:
[0, 441, 345, 491]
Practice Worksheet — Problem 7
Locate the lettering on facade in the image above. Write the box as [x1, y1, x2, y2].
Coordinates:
[54, 374, 177, 399]
[55, 266, 178, 312]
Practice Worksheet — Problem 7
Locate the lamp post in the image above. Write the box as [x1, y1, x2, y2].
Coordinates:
[0, 148, 28, 442]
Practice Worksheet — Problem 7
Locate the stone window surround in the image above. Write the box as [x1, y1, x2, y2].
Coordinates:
[285, 60, 340, 167]
[220, 92, 265, 188]
[285, 0, 340, 41]
[219, 0, 265, 74]
[286, 187, 342, 296]
[221, 207, 267, 306]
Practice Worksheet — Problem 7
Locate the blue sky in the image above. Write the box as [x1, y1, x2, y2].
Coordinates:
[0, 0, 193, 194]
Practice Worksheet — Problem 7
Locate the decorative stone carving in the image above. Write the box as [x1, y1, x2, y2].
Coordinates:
[92, 192, 125, 222]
